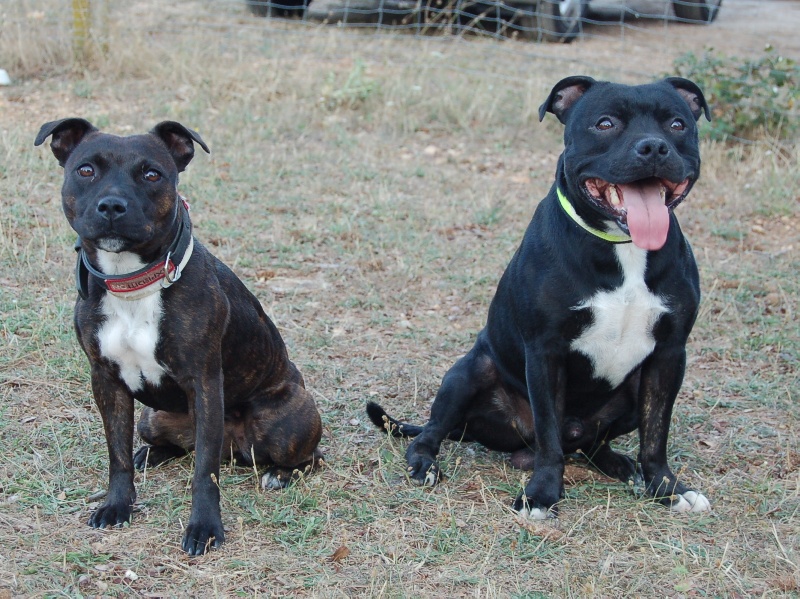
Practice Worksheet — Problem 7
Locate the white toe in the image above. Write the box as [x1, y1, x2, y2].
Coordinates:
[670, 494, 691, 513]
[683, 490, 711, 512]
[670, 490, 711, 513]
[528, 507, 551, 520]
[424, 470, 437, 487]
[261, 473, 283, 490]
[517, 505, 551, 520]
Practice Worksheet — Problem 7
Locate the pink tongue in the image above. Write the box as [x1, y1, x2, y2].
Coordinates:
[621, 181, 670, 250]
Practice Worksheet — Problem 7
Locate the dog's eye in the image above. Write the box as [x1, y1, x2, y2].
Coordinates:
[77, 164, 94, 177]
[670, 119, 686, 131]
[143, 169, 162, 182]
[595, 118, 614, 131]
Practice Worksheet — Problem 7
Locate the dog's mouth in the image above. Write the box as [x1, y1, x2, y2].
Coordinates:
[583, 176, 691, 250]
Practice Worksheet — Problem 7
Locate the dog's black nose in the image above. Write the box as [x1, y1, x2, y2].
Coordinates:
[97, 197, 128, 220]
[634, 137, 670, 158]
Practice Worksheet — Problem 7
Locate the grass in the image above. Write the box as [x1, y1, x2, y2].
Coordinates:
[1, 0, 799, 596]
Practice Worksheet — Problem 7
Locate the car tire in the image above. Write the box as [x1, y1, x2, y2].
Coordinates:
[672, 0, 721, 24]
[536, 0, 587, 43]
[246, 0, 310, 18]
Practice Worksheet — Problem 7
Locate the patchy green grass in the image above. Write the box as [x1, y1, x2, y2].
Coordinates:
[1, 0, 798, 596]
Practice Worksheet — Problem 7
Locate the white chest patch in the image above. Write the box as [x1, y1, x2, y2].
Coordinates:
[570, 244, 667, 388]
[96, 251, 166, 393]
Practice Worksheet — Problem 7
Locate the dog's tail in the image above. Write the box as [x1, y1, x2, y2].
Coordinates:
[366, 401, 425, 438]
[365, 401, 473, 442]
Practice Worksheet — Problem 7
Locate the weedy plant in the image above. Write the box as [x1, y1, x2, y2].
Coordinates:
[320, 60, 382, 111]
[672, 45, 800, 142]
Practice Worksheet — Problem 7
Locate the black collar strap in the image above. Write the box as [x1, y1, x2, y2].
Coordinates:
[75, 198, 194, 300]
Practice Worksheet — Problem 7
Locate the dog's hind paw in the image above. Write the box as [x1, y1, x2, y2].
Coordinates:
[407, 462, 441, 487]
[133, 444, 187, 470]
[261, 471, 290, 490]
[669, 490, 711, 513]
[627, 465, 647, 497]
[424, 468, 438, 487]
[261, 458, 319, 490]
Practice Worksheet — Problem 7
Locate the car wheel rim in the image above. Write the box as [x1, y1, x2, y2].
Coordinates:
[559, 0, 581, 18]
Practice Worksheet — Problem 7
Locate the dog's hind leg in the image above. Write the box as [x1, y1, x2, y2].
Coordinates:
[260, 448, 324, 490]
[404, 348, 499, 487]
[237, 382, 323, 490]
[135, 407, 269, 470]
[583, 442, 640, 485]
[134, 408, 191, 469]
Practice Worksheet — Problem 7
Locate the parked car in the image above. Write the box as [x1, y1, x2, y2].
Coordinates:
[246, 0, 722, 43]
[525, 0, 722, 42]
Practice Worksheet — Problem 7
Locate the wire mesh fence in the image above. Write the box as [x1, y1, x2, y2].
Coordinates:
[240, 0, 721, 43]
[3, 1, 794, 62]
[4, 3, 791, 61]
[9, 2, 796, 70]
[2, 0, 797, 144]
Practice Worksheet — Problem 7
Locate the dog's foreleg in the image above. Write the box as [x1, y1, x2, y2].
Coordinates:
[513, 349, 565, 520]
[181, 367, 226, 556]
[637, 348, 710, 513]
[88, 366, 137, 529]
[404, 351, 490, 486]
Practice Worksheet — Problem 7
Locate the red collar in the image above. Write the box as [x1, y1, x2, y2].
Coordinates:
[76, 198, 194, 300]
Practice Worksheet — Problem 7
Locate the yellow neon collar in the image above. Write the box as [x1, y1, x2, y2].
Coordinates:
[556, 187, 632, 244]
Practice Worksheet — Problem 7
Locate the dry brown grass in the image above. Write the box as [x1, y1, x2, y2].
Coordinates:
[1, 0, 798, 596]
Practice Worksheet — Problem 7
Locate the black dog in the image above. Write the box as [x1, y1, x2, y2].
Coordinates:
[35, 119, 323, 554]
[368, 77, 711, 518]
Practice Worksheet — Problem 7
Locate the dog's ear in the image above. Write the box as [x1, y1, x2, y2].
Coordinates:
[538, 76, 596, 124]
[665, 77, 711, 122]
[34, 118, 97, 167]
[151, 121, 210, 173]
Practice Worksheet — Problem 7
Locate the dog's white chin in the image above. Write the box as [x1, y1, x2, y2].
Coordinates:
[96, 237, 126, 253]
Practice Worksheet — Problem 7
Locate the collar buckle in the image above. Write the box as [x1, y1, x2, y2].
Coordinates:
[162, 251, 179, 287]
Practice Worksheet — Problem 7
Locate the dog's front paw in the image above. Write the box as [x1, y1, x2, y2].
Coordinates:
[643, 470, 711, 513]
[513, 468, 564, 519]
[89, 502, 132, 529]
[182, 519, 225, 556]
[513, 493, 558, 520]
[668, 490, 711, 514]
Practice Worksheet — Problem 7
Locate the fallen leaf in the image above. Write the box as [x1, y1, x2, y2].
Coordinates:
[329, 545, 350, 563]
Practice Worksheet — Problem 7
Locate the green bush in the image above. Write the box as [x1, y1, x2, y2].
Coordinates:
[672, 46, 798, 142]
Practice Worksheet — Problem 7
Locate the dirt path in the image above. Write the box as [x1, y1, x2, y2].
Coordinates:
[595, 0, 800, 56]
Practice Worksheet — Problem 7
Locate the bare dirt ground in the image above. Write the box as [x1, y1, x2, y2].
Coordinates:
[591, 0, 800, 56]
[0, 0, 798, 596]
